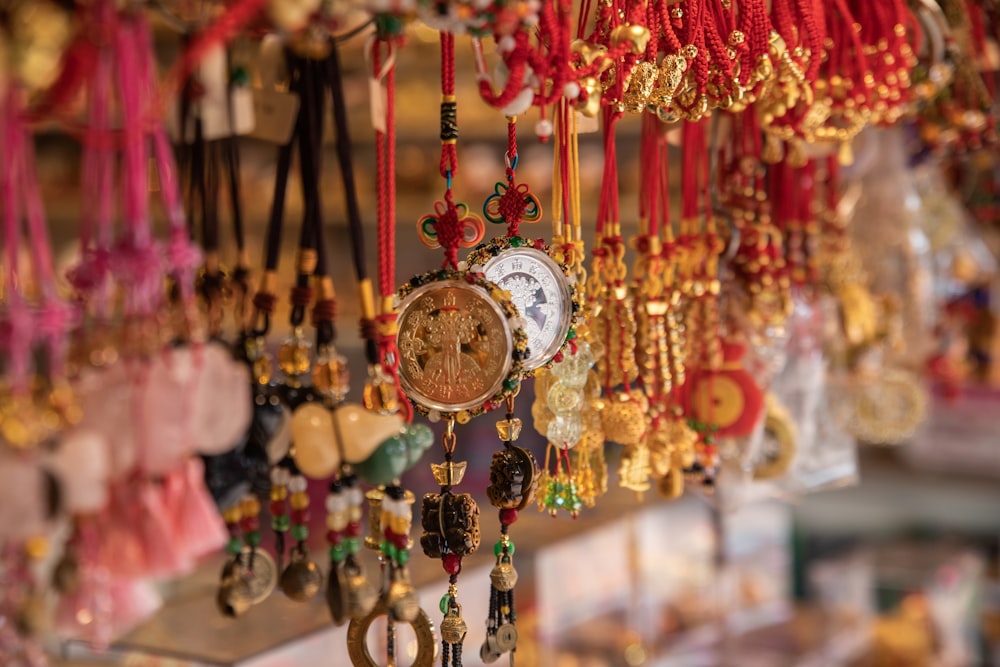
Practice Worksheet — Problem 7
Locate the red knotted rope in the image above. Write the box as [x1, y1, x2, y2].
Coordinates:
[373, 37, 412, 421]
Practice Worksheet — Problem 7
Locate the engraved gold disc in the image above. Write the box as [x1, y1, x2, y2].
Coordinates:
[397, 279, 514, 413]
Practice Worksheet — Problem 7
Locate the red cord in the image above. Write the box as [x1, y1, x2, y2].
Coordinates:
[373, 37, 412, 422]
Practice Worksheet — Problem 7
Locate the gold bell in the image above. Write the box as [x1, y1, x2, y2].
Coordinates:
[490, 558, 519, 592]
[440, 607, 468, 645]
[610, 24, 652, 55]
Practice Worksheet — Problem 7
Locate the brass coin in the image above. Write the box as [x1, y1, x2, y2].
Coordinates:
[481, 639, 502, 664]
[690, 375, 746, 432]
[241, 548, 278, 605]
[397, 280, 513, 413]
[347, 600, 436, 667]
[495, 623, 519, 652]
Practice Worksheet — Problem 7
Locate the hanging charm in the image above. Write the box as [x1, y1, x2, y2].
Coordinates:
[325, 472, 375, 625]
[481, 398, 537, 662]
[216, 494, 277, 617]
[277, 464, 321, 602]
[420, 420, 480, 666]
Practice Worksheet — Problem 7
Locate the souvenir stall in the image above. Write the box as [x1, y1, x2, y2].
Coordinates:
[0, 0, 998, 665]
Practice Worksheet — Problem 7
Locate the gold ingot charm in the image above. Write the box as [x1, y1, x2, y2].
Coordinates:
[495, 418, 522, 442]
[431, 461, 468, 487]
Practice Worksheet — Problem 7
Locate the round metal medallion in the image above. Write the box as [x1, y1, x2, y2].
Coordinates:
[482, 247, 572, 371]
[397, 279, 514, 413]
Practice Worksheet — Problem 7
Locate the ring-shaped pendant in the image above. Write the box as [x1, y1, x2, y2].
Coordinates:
[346, 600, 437, 667]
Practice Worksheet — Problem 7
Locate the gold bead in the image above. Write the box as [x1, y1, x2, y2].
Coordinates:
[241, 496, 261, 516]
[271, 487, 288, 501]
[253, 354, 273, 385]
[289, 492, 309, 511]
[277, 339, 311, 377]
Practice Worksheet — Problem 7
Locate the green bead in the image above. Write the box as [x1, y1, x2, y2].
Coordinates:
[439, 594, 451, 614]
[330, 545, 346, 563]
[225, 538, 243, 556]
[567, 328, 577, 340]
[375, 14, 403, 36]
[272, 515, 291, 532]
[510, 236, 522, 247]
[397, 549, 410, 566]
[344, 537, 361, 554]
[230, 66, 250, 86]
[504, 378, 518, 391]
[245, 531, 261, 547]
[291, 525, 309, 542]
[380, 539, 391, 554]
[385, 543, 398, 562]
[494, 540, 515, 556]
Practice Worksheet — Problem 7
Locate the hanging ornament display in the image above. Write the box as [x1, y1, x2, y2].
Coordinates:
[3, 0, 997, 660]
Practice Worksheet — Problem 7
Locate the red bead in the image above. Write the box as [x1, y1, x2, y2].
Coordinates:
[553, 352, 564, 363]
[326, 530, 343, 545]
[391, 532, 409, 550]
[345, 521, 362, 538]
[500, 508, 518, 525]
[240, 517, 259, 532]
[442, 553, 462, 575]
[269, 501, 286, 516]
[291, 509, 309, 524]
[384, 526, 393, 540]
[533, 239, 546, 249]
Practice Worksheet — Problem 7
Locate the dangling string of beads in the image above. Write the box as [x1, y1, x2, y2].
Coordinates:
[269, 460, 292, 570]
[482, 395, 536, 660]
[422, 420, 478, 667]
